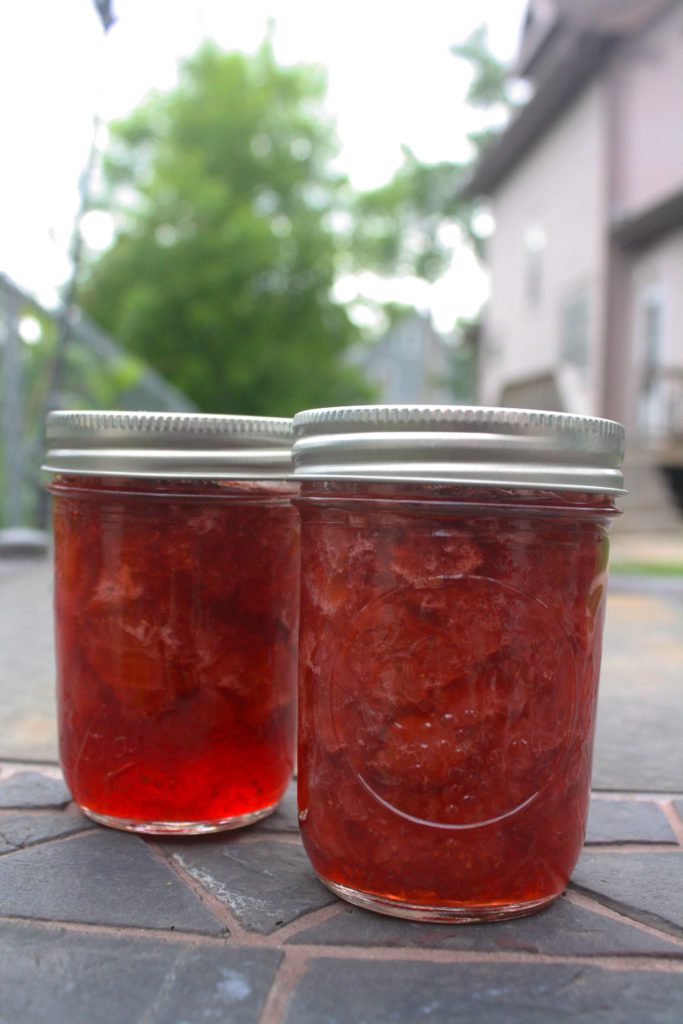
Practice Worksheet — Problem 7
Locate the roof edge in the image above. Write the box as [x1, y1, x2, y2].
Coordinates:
[612, 188, 683, 250]
[461, 34, 613, 199]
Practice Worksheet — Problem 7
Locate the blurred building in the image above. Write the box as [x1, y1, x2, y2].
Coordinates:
[464, 0, 683, 528]
[361, 312, 454, 404]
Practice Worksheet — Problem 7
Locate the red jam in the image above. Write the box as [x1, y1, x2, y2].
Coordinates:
[297, 481, 616, 919]
[50, 475, 299, 831]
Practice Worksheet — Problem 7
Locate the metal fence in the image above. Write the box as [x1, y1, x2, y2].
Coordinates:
[0, 274, 196, 531]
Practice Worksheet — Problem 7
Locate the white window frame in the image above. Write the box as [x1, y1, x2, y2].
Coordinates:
[636, 283, 666, 441]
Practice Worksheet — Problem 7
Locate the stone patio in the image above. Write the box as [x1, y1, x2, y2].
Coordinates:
[0, 768, 682, 1023]
[1, 557, 682, 1021]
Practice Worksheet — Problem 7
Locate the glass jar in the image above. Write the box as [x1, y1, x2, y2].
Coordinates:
[44, 411, 299, 835]
[292, 405, 624, 922]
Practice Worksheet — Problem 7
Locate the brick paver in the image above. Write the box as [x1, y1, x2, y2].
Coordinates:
[0, 808, 93, 854]
[0, 825, 225, 934]
[282, 960, 683, 1024]
[1, 768, 682, 1023]
[0, 770, 71, 809]
[572, 851, 683, 935]
[164, 837, 337, 935]
[585, 798, 678, 844]
[286, 894, 683, 957]
[0, 920, 281, 1024]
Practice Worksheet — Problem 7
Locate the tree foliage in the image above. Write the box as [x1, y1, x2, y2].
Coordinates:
[351, 25, 519, 281]
[81, 42, 373, 415]
[447, 316, 480, 403]
[81, 28, 517, 413]
[351, 151, 469, 283]
[451, 25, 515, 112]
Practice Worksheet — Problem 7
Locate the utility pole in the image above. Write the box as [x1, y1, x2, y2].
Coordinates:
[1, 282, 24, 528]
[34, 1, 115, 530]
[44, 0, 115, 414]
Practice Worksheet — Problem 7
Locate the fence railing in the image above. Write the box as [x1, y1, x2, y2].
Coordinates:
[0, 274, 196, 532]
[637, 366, 683, 448]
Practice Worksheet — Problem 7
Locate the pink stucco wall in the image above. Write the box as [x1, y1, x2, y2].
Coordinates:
[481, 2, 683, 430]
[483, 79, 608, 413]
[625, 229, 683, 436]
[611, 4, 683, 216]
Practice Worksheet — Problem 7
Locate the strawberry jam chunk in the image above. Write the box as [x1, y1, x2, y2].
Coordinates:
[297, 482, 616, 918]
[50, 475, 299, 829]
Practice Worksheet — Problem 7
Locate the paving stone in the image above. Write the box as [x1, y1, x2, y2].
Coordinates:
[0, 808, 94, 854]
[164, 836, 335, 934]
[0, 919, 280, 1024]
[571, 851, 683, 936]
[287, 894, 683, 957]
[253, 783, 298, 834]
[0, 561, 57, 761]
[586, 799, 678, 844]
[0, 771, 71, 809]
[0, 829, 224, 934]
[284, 960, 683, 1024]
[593, 593, 683, 791]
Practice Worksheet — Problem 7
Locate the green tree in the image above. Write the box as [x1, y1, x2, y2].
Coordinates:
[81, 41, 373, 415]
[447, 316, 480, 403]
[349, 26, 521, 404]
[351, 25, 520, 281]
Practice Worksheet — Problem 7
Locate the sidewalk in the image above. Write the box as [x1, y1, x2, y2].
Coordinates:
[0, 556, 682, 1021]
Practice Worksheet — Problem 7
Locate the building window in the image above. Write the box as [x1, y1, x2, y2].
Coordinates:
[560, 291, 590, 379]
[637, 288, 665, 440]
[523, 224, 546, 306]
[642, 294, 662, 393]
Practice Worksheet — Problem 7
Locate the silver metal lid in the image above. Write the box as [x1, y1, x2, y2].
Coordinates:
[43, 410, 293, 479]
[292, 405, 625, 493]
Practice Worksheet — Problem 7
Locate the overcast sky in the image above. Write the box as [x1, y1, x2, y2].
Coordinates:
[0, 0, 528, 329]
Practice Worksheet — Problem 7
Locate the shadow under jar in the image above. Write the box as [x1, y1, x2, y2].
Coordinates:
[292, 405, 625, 923]
[44, 411, 299, 835]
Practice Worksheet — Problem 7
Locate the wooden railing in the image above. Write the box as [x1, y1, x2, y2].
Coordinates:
[637, 366, 683, 447]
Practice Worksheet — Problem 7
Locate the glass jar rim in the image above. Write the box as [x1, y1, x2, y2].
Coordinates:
[42, 410, 293, 479]
[291, 405, 625, 494]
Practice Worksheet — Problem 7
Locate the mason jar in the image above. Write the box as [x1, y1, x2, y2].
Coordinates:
[292, 405, 624, 922]
[44, 411, 299, 835]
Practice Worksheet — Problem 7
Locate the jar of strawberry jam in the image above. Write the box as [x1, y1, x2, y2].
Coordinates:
[44, 411, 298, 835]
[292, 405, 624, 922]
